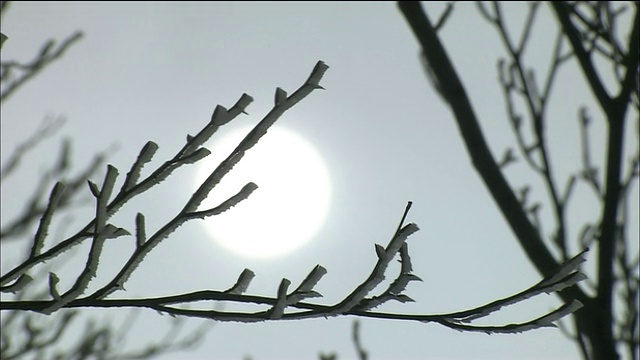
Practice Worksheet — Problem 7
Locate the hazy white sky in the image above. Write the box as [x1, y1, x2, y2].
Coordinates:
[1, 2, 637, 360]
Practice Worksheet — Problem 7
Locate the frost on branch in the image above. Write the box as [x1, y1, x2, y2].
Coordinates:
[224, 269, 256, 295]
[1, 61, 585, 336]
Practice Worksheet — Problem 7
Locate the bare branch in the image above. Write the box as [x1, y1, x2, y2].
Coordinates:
[433, 2, 455, 32]
[0, 246, 586, 334]
[551, 2, 611, 108]
[82, 61, 329, 301]
[0, 116, 65, 180]
[352, 320, 368, 360]
[398, 2, 573, 295]
[1, 31, 83, 102]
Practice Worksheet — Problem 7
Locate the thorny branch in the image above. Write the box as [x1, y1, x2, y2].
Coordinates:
[1, 60, 586, 338]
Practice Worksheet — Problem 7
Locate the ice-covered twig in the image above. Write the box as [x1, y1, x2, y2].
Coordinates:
[42, 165, 123, 314]
[86, 61, 329, 301]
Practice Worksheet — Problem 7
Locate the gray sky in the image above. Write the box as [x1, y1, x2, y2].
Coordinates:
[1, 2, 637, 360]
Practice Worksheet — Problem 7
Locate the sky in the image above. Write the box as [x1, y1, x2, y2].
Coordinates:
[1, 2, 638, 360]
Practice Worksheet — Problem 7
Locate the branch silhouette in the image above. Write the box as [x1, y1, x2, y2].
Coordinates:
[398, 2, 638, 359]
[2, 60, 587, 339]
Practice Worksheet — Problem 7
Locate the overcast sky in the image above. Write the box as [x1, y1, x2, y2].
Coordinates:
[1, 2, 638, 360]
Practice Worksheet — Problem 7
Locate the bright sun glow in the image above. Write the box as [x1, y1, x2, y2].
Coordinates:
[193, 126, 332, 259]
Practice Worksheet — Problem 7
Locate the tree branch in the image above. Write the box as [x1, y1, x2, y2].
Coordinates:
[551, 2, 611, 109]
[1, 243, 586, 334]
[397, 2, 580, 295]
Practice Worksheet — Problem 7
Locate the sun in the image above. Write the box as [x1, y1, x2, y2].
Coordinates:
[193, 126, 332, 259]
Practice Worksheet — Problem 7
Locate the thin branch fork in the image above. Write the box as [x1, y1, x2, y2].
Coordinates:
[0, 62, 328, 290]
[488, 1, 573, 259]
[1, 49, 590, 343]
[0, 95, 247, 287]
[552, 3, 639, 359]
[1, 186, 587, 334]
[2, 243, 585, 334]
[399, 2, 638, 359]
[0, 31, 83, 102]
[86, 61, 330, 301]
[397, 2, 575, 291]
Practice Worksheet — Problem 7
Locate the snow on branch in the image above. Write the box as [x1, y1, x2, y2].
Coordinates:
[0, 61, 585, 335]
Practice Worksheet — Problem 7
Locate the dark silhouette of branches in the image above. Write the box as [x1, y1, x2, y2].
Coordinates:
[1, 55, 589, 357]
[1, 58, 586, 330]
[399, 2, 639, 359]
[0, 6, 209, 357]
[1, 3, 597, 359]
[0, 248, 209, 359]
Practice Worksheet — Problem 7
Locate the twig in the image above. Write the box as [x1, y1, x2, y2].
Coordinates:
[86, 61, 329, 301]
[0, 247, 587, 334]
[1, 31, 83, 102]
